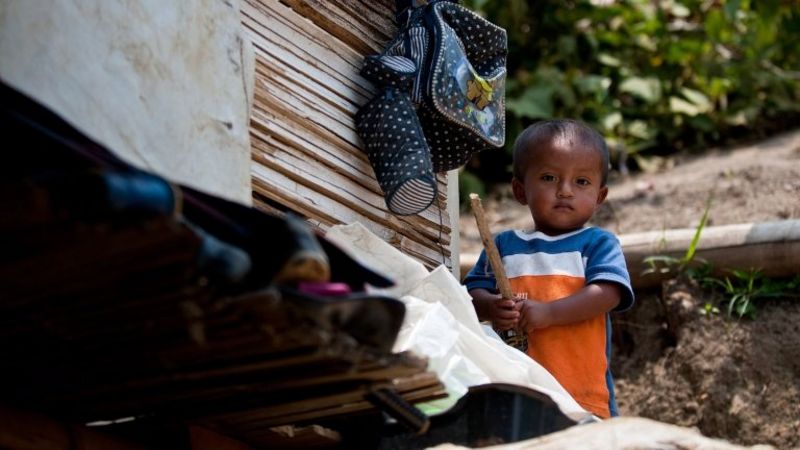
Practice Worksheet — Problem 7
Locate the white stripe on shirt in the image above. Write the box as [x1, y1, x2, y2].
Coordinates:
[503, 251, 586, 278]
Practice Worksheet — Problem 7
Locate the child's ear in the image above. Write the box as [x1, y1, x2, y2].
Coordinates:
[596, 185, 609, 205]
[511, 177, 527, 205]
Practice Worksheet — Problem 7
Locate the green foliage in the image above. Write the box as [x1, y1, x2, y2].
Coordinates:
[464, 0, 800, 175]
[641, 199, 800, 320]
[458, 169, 487, 211]
[698, 270, 800, 319]
[642, 194, 711, 276]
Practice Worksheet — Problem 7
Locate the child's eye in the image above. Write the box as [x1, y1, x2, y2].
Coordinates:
[541, 174, 556, 182]
[576, 178, 590, 186]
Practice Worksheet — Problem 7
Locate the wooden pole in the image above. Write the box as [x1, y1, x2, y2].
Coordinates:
[620, 219, 800, 289]
[469, 194, 514, 299]
[461, 219, 800, 290]
[469, 194, 527, 352]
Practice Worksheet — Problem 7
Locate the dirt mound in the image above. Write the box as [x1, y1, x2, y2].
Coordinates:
[592, 131, 800, 236]
[459, 129, 800, 448]
[612, 278, 800, 448]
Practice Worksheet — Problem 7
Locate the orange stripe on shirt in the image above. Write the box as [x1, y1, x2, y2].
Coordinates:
[510, 274, 611, 418]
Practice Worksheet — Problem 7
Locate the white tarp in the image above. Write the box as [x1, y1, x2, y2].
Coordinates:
[325, 222, 592, 422]
[431, 417, 761, 450]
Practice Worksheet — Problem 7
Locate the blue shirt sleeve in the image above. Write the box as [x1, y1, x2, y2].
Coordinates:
[463, 247, 497, 292]
[584, 230, 635, 312]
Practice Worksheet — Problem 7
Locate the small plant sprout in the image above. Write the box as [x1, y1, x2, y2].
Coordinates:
[642, 194, 712, 277]
[700, 302, 720, 316]
[641, 194, 799, 320]
[706, 270, 800, 319]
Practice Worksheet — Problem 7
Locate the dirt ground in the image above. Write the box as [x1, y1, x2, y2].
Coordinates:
[458, 129, 800, 448]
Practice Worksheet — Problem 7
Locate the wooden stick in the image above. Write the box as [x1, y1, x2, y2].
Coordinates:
[469, 194, 513, 299]
[469, 194, 528, 353]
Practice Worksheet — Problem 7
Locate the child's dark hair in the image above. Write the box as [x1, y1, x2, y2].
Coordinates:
[512, 119, 610, 186]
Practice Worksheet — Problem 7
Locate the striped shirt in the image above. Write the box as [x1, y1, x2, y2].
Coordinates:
[464, 226, 634, 418]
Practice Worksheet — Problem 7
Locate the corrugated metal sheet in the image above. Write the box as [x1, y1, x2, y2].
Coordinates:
[241, 0, 452, 269]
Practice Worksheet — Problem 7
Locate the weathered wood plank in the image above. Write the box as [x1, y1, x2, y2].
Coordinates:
[247, 48, 450, 225]
[250, 89, 450, 227]
[242, 0, 452, 269]
[246, 32, 450, 210]
[278, 0, 395, 55]
[250, 122, 450, 237]
[242, 1, 370, 101]
[249, 66, 371, 177]
[252, 165, 450, 268]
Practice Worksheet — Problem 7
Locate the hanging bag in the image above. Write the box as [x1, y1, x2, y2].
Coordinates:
[356, 0, 507, 215]
[398, 0, 507, 171]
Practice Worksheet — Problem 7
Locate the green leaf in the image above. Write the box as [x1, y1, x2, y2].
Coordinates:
[670, 3, 690, 18]
[576, 75, 610, 94]
[704, 10, 726, 42]
[619, 77, 662, 103]
[724, 0, 742, 22]
[755, 20, 778, 48]
[597, 53, 622, 67]
[688, 115, 715, 133]
[601, 111, 623, 131]
[707, 77, 730, 98]
[724, 107, 759, 126]
[557, 36, 577, 57]
[625, 120, 654, 139]
[458, 169, 485, 209]
[681, 195, 712, 266]
[506, 85, 554, 119]
[633, 33, 657, 52]
[681, 88, 712, 112]
[670, 97, 700, 116]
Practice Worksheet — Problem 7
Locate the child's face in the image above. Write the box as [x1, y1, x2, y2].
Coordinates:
[511, 137, 608, 236]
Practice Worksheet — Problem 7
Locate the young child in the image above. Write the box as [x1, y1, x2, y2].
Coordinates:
[463, 119, 634, 418]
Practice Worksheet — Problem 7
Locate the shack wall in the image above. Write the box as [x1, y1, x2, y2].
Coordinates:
[241, 0, 454, 269]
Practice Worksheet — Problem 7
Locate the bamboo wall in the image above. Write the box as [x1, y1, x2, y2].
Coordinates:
[241, 0, 452, 269]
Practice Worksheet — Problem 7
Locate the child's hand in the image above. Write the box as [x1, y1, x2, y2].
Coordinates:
[519, 299, 553, 332]
[469, 289, 525, 330]
[494, 294, 525, 331]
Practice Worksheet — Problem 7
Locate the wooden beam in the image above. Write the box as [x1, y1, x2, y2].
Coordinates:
[460, 220, 800, 290]
[620, 219, 800, 289]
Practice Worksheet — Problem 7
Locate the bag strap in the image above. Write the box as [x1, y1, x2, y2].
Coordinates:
[394, 0, 424, 24]
[394, 0, 457, 26]
[380, 1, 427, 58]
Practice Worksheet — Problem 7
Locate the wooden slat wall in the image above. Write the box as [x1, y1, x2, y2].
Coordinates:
[241, 0, 452, 269]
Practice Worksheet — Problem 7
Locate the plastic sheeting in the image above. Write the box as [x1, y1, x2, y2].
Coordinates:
[325, 223, 592, 422]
